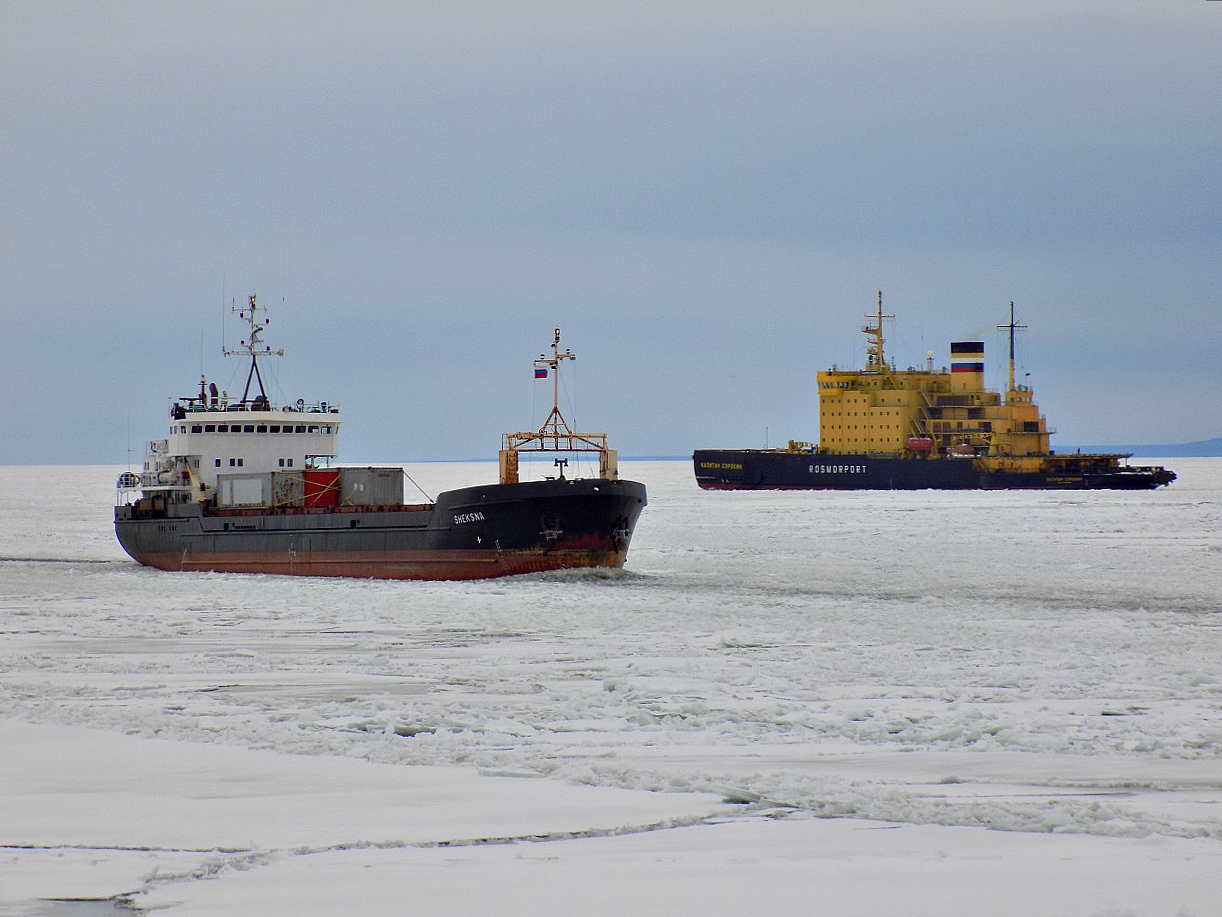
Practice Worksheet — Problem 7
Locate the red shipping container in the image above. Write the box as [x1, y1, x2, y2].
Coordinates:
[303, 469, 340, 507]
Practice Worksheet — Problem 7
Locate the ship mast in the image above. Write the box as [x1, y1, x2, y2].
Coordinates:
[499, 328, 617, 484]
[997, 301, 1026, 403]
[863, 290, 894, 373]
[534, 327, 577, 445]
[224, 294, 284, 408]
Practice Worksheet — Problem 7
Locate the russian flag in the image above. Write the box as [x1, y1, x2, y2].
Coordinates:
[535, 366, 548, 379]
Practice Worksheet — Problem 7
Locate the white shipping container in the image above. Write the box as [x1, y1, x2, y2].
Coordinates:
[217, 473, 273, 507]
[338, 467, 404, 506]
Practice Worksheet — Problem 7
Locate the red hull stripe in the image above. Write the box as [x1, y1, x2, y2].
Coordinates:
[126, 548, 627, 581]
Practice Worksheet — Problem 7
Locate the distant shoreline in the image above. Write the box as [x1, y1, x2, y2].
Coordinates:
[1064, 438, 1222, 458]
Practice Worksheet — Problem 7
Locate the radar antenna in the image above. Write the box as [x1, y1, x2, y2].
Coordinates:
[224, 294, 284, 408]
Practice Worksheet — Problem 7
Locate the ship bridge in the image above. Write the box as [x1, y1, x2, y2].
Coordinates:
[147, 399, 342, 495]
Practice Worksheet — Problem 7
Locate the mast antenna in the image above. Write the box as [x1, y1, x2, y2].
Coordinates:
[535, 326, 577, 442]
[223, 294, 284, 407]
[997, 302, 1027, 399]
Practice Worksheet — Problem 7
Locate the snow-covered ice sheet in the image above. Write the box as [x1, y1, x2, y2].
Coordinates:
[133, 817, 1222, 917]
[0, 720, 718, 911]
[1, 460, 1219, 914]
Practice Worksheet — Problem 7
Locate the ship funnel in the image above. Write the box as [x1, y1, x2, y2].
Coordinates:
[950, 341, 984, 392]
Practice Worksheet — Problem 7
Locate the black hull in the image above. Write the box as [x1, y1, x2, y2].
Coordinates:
[115, 477, 647, 581]
[693, 450, 1176, 491]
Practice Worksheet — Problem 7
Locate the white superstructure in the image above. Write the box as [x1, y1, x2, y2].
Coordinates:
[118, 295, 340, 504]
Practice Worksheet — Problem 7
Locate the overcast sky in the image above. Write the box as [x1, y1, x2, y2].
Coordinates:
[2, 1, 1218, 464]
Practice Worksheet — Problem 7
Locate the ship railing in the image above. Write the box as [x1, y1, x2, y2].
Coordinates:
[115, 479, 191, 506]
[135, 482, 192, 493]
[115, 471, 142, 505]
[499, 429, 616, 484]
[911, 391, 936, 449]
[181, 400, 340, 415]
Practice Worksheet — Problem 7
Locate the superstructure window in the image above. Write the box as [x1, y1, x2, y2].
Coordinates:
[191, 425, 202, 434]
[217, 424, 229, 432]
[204, 425, 216, 432]
[256, 425, 267, 433]
[270, 425, 280, 433]
[243, 425, 254, 433]
[295, 425, 306, 433]
[215, 459, 221, 467]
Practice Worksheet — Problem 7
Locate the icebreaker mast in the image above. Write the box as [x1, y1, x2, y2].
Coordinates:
[997, 301, 1027, 405]
[863, 290, 894, 373]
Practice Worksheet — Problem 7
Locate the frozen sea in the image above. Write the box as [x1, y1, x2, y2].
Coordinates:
[1, 459, 1220, 916]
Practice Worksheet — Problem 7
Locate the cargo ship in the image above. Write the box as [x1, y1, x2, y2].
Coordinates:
[115, 298, 646, 579]
[694, 295, 1175, 491]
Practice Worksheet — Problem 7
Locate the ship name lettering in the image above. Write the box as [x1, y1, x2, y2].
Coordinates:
[454, 511, 486, 524]
[809, 464, 866, 474]
[699, 462, 742, 470]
